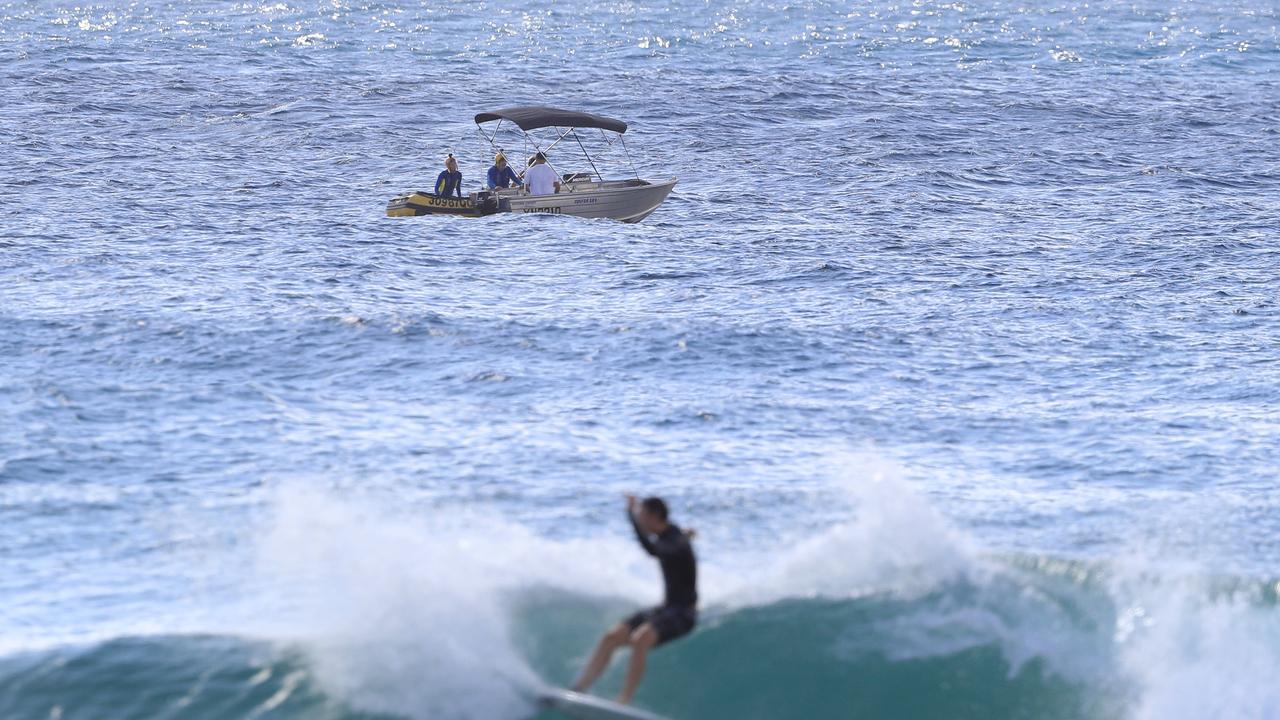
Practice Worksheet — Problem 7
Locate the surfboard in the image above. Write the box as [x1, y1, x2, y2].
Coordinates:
[539, 688, 672, 720]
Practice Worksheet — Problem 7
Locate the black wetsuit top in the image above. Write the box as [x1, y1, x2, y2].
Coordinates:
[435, 169, 462, 198]
[630, 513, 698, 609]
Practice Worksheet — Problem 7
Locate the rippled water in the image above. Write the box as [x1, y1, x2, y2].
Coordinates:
[3, 1, 1280, 719]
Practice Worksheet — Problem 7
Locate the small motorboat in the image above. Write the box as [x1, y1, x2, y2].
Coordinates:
[386, 106, 677, 223]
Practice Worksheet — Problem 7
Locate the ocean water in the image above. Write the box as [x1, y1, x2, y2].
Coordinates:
[3, 0, 1280, 718]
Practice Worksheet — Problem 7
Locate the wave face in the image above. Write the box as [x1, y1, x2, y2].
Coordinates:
[5, 562, 1279, 720]
[1, 599, 1094, 720]
[513, 581, 1110, 720]
[0, 635, 378, 720]
[512, 561, 1280, 720]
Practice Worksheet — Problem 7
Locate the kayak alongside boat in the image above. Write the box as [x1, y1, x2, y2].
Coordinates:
[386, 106, 677, 223]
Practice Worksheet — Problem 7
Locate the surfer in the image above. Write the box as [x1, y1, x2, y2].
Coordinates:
[571, 495, 697, 705]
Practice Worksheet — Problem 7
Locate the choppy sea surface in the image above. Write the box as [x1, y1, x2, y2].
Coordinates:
[3, 1, 1280, 718]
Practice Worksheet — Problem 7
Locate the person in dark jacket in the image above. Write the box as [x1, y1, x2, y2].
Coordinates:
[435, 154, 462, 198]
[571, 495, 697, 705]
[486, 152, 522, 190]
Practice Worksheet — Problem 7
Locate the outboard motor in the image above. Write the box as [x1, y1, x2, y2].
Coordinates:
[474, 190, 510, 215]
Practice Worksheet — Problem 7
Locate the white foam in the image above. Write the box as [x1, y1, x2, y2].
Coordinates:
[712, 453, 976, 606]
[703, 455, 1115, 687]
[1113, 567, 1280, 720]
[246, 486, 651, 720]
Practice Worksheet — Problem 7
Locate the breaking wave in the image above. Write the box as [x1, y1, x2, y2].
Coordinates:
[4, 473, 1280, 720]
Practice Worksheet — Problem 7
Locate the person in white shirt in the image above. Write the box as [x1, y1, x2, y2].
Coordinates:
[523, 152, 561, 196]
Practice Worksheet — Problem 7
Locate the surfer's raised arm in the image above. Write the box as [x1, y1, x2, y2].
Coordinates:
[627, 494, 660, 556]
[628, 495, 695, 556]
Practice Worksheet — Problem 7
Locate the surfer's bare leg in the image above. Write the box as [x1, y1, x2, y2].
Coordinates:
[572, 623, 630, 693]
[617, 624, 658, 705]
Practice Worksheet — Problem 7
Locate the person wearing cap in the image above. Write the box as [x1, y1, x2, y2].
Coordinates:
[524, 152, 560, 196]
[486, 152, 522, 190]
[434, 154, 463, 198]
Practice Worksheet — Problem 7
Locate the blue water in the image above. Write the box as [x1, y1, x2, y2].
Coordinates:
[3, 1, 1280, 718]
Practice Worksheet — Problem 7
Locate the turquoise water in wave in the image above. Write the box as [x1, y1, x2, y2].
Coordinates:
[3, 1, 1280, 718]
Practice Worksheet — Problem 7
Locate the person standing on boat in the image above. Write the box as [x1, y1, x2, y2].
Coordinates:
[571, 495, 697, 705]
[486, 152, 522, 190]
[434, 154, 463, 198]
[524, 152, 561, 195]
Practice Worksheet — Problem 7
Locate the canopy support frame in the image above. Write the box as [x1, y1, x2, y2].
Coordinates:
[475, 116, 635, 187]
[571, 129, 604, 182]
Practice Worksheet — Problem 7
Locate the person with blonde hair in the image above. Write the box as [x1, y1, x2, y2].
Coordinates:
[486, 151, 522, 190]
[434, 154, 462, 198]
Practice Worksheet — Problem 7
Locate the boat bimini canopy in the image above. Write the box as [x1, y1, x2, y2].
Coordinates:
[474, 106, 639, 181]
[473, 106, 627, 133]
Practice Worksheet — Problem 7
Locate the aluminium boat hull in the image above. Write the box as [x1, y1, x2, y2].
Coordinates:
[500, 178, 677, 223]
[386, 178, 676, 223]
